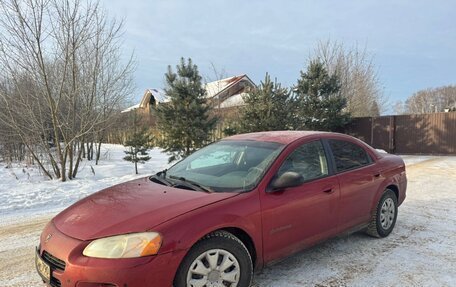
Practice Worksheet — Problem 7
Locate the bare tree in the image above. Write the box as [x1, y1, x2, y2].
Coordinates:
[312, 40, 387, 117]
[405, 85, 456, 114]
[0, 80, 28, 164]
[0, 0, 134, 181]
[393, 100, 405, 115]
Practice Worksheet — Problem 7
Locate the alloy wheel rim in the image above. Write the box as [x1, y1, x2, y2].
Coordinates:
[380, 198, 395, 230]
[186, 249, 240, 287]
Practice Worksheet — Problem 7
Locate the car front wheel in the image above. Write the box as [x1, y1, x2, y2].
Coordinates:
[366, 189, 398, 238]
[174, 230, 253, 287]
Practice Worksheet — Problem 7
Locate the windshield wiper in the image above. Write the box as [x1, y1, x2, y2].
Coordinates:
[168, 175, 213, 193]
[149, 169, 173, 186]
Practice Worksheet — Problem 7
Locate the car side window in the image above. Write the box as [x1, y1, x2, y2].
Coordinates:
[328, 139, 371, 172]
[278, 141, 329, 181]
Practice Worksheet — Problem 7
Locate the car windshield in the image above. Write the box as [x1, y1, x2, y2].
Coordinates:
[163, 140, 284, 192]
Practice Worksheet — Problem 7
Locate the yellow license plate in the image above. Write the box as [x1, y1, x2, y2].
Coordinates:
[35, 249, 51, 282]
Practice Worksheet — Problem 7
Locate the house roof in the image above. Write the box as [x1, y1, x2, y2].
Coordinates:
[121, 75, 255, 112]
[121, 89, 167, 113]
[121, 103, 140, 113]
[205, 74, 255, 99]
[139, 89, 168, 107]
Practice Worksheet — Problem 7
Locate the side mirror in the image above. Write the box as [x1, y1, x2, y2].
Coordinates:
[268, 171, 303, 192]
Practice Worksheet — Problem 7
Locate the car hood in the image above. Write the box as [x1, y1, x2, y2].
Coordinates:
[53, 177, 239, 240]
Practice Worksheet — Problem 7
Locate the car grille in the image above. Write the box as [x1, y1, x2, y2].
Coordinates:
[50, 277, 62, 287]
[42, 251, 66, 271]
[42, 251, 65, 287]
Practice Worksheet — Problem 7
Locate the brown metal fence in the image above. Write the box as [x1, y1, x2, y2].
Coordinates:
[346, 112, 456, 155]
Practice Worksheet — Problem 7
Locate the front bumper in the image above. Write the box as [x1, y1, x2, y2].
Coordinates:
[37, 221, 186, 287]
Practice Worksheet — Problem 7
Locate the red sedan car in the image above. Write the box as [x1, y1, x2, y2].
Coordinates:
[36, 131, 407, 287]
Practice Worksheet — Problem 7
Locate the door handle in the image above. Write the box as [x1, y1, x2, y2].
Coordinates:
[373, 173, 381, 178]
[323, 188, 335, 194]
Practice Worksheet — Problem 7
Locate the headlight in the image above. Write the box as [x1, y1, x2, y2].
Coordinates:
[83, 232, 162, 259]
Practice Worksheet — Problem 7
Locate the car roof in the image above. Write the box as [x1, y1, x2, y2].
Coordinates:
[223, 131, 333, 145]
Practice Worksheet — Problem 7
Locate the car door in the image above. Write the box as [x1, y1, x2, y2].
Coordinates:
[326, 139, 383, 232]
[260, 140, 340, 263]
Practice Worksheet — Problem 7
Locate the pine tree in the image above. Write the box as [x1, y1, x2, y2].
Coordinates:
[240, 73, 295, 133]
[123, 129, 152, 174]
[156, 58, 217, 162]
[295, 60, 351, 131]
[222, 122, 239, 136]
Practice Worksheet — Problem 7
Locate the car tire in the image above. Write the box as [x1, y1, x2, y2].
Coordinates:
[366, 189, 398, 238]
[174, 230, 253, 287]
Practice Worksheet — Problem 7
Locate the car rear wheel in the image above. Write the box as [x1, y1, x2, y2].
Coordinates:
[366, 189, 398, 238]
[174, 230, 253, 287]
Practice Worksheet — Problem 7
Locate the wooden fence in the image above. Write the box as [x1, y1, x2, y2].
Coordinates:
[346, 112, 456, 155]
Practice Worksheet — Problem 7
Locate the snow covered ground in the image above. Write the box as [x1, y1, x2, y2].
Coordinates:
[399, 155, 441, 166]
[0, 144, 170, 223]
[0, 145, 455, 286]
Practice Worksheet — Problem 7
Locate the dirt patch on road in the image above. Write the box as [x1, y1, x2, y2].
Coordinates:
[0, 217, 49, 238]
[0, 215, 50, 287]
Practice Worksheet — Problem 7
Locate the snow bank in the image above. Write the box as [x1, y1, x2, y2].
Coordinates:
[0, 144, 170, 221]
